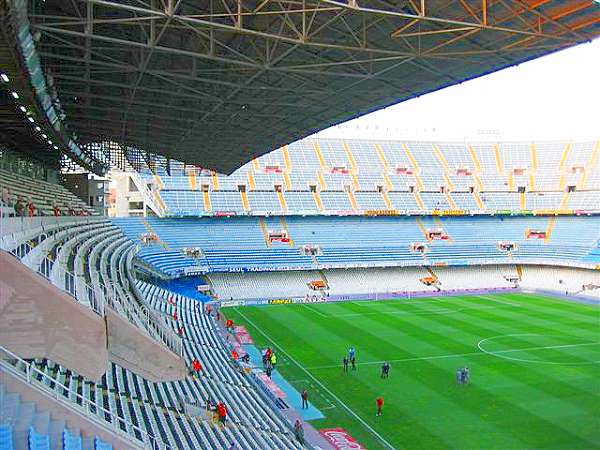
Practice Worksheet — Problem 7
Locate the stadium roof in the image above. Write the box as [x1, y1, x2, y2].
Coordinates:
[12, 0, 600, 174]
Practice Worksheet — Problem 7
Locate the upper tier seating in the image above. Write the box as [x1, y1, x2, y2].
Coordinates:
[113, 215, 600, 276]
[141, 138, 600, 216]
[0, 168, 96, 217]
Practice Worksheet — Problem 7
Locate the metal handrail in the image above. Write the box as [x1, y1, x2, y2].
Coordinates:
[0, 345, 168, 450]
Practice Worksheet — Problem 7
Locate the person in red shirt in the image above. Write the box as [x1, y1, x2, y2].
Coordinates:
[192, 358, 202, 375]
[226, 318, 234, 329]
[232, 350, 239, 362]
[376, 397, 384, 416]
[172, 311, 178, 320]
[27, 198, 36, 217]
[217, 402, 228, 425]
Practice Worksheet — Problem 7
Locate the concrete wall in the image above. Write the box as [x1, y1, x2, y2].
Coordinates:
[0, 251, 108, 381]
[1, 250, 186, 382]
[105, 306, 187, 382]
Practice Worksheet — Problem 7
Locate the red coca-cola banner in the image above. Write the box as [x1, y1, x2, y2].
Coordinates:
[320, 428, 367, 450]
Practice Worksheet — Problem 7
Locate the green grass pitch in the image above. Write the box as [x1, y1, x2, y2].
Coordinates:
[224, 293, 600, 450]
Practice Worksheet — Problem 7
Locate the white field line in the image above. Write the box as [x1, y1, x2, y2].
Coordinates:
[234, 307, 398, 450]
[302, 303, 329, 318]
[306, 341, 600, 370]
[476, 295, 522, 307]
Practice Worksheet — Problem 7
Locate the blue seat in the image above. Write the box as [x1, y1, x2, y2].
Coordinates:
[94, 437, 113, 450]
[0, 424, 14, 450]
[63, 430, 82, 450]
[28, 427, 50, 450]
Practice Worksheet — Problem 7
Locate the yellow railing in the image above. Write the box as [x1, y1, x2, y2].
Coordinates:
[203, 190, 212, 212]
[211, 171, 220, 191]
[467, 144, 482, 172]
[343, 141, 358, 172]
[312, 191, 324, 211]
[519, 191, 526, 210]
[247, 171, 257, 191]
[280, 217, 295, 247]
[382, 191, 394, 209]
[240, 191, 251, 212]
[259, 217, 271, 247]
[414, 192, 425, 209]
[188, 173, 197, 190]
[375, 143, 390, 172]
[277, 190, 288, 213]
[282, 145, 293, 172]
[313, 140, 328, 170]
[493, 144, 505, 174]
[347, 191, 359, 211]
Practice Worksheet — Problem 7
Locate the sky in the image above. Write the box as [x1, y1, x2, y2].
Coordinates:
[315, 38, 600, 142]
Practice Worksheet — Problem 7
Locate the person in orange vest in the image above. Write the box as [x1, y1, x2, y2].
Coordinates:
[376, 396, 384, 416]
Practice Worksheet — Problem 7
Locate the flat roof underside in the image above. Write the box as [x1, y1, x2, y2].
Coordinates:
[30, 0, 599, 174]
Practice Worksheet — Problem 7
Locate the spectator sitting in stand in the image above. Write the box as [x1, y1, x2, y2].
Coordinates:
[1, 187, 12, 207]
[294, 420, 305, 445]
[53, 203, 62, 216]
[27, 197, 37, 217]
[14, 196, 26, 217]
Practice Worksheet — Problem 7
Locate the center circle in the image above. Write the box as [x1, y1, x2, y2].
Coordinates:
[477, 333, 600, 365]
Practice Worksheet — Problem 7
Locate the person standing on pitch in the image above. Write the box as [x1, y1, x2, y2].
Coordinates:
[376, 396, 384, 416]
[301, 389, 309, 409]
[381, 361, 390, 378]
[343, 356, 349, 373]
[349, 347, 356, 371]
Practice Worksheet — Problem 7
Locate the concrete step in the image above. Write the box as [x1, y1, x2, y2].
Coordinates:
[32, 411, 51, 436]
[13, 429, 28, 450]
[0, 392, 21, 423]
[14, 402, 35, 432]
[48, 419, 67, 450]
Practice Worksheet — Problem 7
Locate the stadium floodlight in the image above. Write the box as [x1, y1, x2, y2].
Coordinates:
[34, 126, 41, 131]
[0, 73, 8, 82]
[53, 145, 58, 150]
[47, 140, 52, 145]
[11, 91, 19, 99]
[19, 106, 26, 112]
[27, 116, 34, 123]
[41, 133, 47, 139]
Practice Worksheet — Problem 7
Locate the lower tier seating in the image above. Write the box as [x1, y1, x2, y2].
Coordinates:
[0, 217, 304, 449]
[209, 265, 520, 300]
[113, 215, 600, 276]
